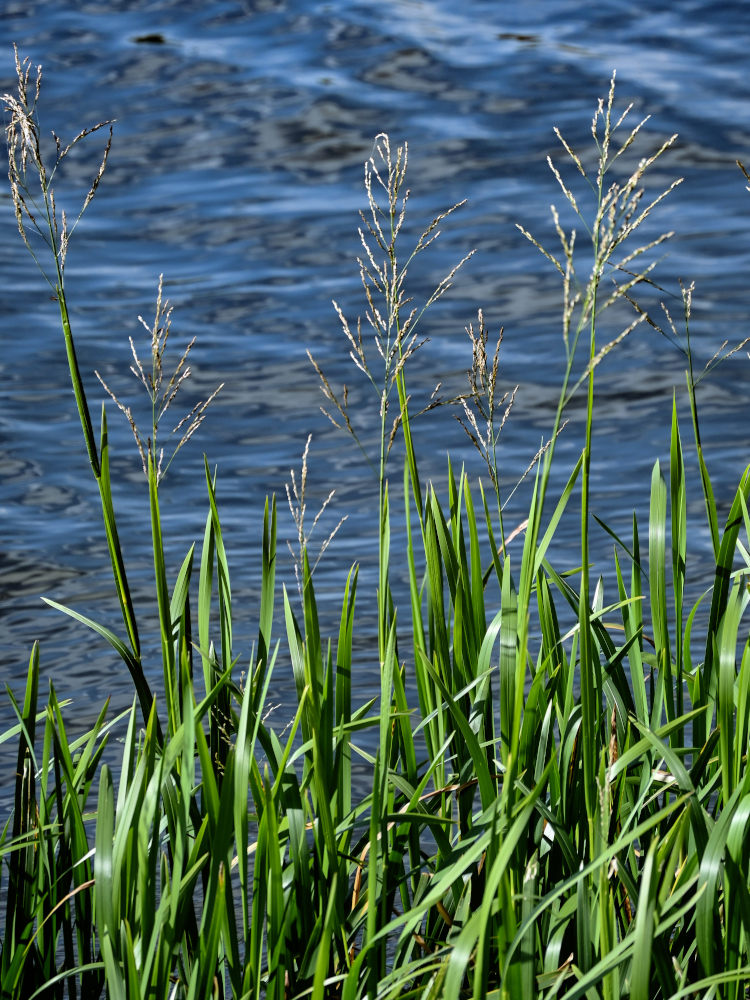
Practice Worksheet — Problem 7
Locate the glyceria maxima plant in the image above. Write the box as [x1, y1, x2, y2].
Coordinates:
[4, 47, 750, 1000]
[4, 45, 224, 743]
[2, 45, 278, 999]
[309, 132, 474, 660]
[516, 70, 682, 858]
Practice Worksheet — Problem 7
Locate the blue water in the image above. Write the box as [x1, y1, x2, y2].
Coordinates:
[2, 0, 750, 764]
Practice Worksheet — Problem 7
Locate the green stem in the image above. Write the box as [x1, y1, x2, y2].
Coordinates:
[578, 196, 604, 856]
[54, 248, 148, 716]
[56, 285, 100, 480]
[377, 388, 390, 663]
[149, 452, 178, 736]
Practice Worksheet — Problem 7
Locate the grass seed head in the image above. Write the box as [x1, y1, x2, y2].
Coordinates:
[311, 132, 473, 479]
[96, 275, 223, 483]
[285, 434, 346, 595]
[4, 44, 114, 284]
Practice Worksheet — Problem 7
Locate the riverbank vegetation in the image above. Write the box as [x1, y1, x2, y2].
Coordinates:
[3, 49, 750, 998]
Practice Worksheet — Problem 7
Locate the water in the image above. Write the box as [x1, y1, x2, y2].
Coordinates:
[2, 0, 750, 779]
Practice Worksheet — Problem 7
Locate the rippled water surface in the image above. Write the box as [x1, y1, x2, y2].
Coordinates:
[2, 0, 750, 761]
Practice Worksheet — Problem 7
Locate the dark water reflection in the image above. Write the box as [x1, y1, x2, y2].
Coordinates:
[2, 0, 750, 786]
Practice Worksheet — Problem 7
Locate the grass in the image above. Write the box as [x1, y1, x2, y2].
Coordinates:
[3, 50, 750, 998]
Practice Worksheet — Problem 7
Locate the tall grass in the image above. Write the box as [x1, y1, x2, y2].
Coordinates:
[3, 48, 750, 999]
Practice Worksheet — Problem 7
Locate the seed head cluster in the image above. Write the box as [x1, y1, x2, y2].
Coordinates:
[96, 275, 224, 483]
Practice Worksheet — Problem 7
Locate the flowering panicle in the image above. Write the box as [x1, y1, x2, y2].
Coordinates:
[96, 275, 223, 483]
[285, 434, 346, 595]
[4, 44, 113, 283]
[309, 133, 473, 470]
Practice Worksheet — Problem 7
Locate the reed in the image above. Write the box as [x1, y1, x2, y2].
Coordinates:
[3, 49, 750, 999]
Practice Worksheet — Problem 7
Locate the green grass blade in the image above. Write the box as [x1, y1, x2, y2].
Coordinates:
[98, 404, 140, 657]
[629, 839, 660, 1000]
[702, 466, 750, 708]
[94, 763, 116, 957]
[649, 458, 673, 722]
[670, 395, 687, 712]
[41, 597, 157, 738]
[255, 495, 277, 688]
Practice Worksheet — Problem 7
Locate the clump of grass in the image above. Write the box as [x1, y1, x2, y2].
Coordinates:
[4, 53, 750, 1000]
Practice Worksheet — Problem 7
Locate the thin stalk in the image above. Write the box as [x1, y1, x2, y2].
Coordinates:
[579, 251, 601, 852]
